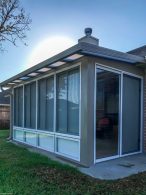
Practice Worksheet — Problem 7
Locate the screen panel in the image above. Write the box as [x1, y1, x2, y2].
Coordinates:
[122, 75, 141, 154]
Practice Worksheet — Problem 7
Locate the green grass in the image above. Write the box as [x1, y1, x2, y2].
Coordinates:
[0, 130, 146, 195]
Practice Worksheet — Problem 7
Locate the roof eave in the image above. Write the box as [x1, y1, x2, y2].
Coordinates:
[0, 44, 82, 87]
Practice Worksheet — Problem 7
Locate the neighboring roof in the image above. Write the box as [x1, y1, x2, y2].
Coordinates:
[0, 90, 10, 105]
[128, 45, 146, 57]
[0, 28, 146, 88]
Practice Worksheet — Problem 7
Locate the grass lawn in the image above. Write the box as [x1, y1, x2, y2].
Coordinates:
[0, 130, 146, 195]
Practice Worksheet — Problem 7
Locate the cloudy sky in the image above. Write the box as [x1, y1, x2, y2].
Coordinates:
[1, 0, 146, 82]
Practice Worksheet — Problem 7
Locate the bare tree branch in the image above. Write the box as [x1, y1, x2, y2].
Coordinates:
[0, 0, 31, 51]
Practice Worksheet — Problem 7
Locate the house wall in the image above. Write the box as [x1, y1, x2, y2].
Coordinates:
[80, 58, 95, 166]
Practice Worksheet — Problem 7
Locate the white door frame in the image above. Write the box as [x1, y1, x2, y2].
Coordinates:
[94, 63, 143, 164]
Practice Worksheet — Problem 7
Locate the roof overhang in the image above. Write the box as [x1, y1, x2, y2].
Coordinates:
[1, 42, 145, 89]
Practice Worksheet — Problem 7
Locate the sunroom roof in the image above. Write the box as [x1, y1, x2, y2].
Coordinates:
[0, 28, 146, 88]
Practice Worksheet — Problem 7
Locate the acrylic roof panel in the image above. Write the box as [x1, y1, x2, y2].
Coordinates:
[0, 40, 145, 88]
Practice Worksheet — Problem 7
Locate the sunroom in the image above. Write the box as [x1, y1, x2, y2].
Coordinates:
[0, 28, 146, 167]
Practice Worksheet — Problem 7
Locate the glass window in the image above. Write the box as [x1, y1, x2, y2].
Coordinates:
[14, 86, 23, 127]
[68, 70, 80, 134]
[57, 72, 67, 133]
[24, 82, 36, 129]
[38, 77, 54, 131]
[57, 68, 80, 135]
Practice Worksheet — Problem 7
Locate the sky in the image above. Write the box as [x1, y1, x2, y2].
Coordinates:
[1, 0, 146, 82]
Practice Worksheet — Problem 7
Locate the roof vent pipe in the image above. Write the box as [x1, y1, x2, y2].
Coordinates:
[78, 28, 99, 46]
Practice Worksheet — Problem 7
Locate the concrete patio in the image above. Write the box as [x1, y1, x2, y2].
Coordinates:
[13, 141, 146, 180]
[80, 154, 146, 180]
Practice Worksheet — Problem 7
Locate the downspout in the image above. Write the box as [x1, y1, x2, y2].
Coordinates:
[0, 86, 13, 140]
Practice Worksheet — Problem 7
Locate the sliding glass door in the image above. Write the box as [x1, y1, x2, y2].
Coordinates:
[96, 68, 120, 159]
[95, 66, 142, 162]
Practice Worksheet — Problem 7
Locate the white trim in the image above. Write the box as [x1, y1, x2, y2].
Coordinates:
[55, 134, 80, 141]
[54, 73, 56, 157]
[36, 131, 54, 137]
[12, 88, 14, 133]
[35, 72, 54, 82]
[122, 71, 143, 79]
[13, 127, 24, 131]
[35, 129, 54, 135]
[95, 63, 143, 78]
[94, 64, 120, 163]
[54, 73, 56, 133]
[79, 64, 81, 160]
[96, 64, 121, 75]
[55, 63, 81, 74]
[35, 80, 39, 146]
[13, 126, 80, 139]
[94, 64, 97, 164]
[95, 155, 119, 163]
[13, 83, 24, 89]
[13, 126, 24, 130]
[36, 80, 38, 130]
[121, 151, 141, 157]
[55, 132, 80, 140]
[0, 104, 10, 106]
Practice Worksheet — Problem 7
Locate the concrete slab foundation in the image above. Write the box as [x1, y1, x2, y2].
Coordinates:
[12, 141, 146, 180]
[79, 154, 146, 180]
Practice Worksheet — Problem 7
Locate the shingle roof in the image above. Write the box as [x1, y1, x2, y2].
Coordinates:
[128, 45, 146, 57]
[80, 42, 145, 63]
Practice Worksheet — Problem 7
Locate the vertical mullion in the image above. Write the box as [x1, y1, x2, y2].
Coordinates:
[29, 84, 31, 128]
[54, 74, 56, 132]
[17, 88, 19, 126]
[36, 80, 38, 130]
[45, 79, 47, 130]
[140, 78, 143, 153]
[54, 74, 56, 153]
[119, 73, 123, 156]
[23, 85, 24, 128]
[67, 71, 68, 134]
